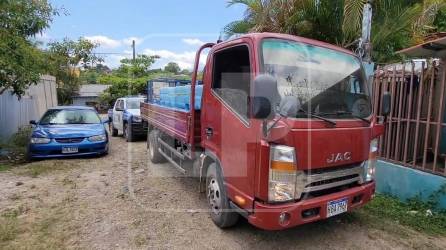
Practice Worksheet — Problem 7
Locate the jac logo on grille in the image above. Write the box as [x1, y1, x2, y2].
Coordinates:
[327, 152, 352, 164]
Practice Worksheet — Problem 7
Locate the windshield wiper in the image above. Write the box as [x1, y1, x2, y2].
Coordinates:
[298, 109, 337, 126]
[332, 111, 371, 124]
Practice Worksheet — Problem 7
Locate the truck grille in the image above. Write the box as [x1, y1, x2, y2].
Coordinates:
[55, 137, 85, 143]
[296, 164, 364, 199]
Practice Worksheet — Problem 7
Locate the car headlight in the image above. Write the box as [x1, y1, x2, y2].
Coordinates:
[132, 115, 142, 122]
[268, 145, 299, 203]
[88, 134, 107, 142]
[30, 137, 51, 144]
[363, 138, 378, 182]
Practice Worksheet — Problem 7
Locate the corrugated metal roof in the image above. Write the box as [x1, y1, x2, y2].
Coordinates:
[75, 84, 110, 97]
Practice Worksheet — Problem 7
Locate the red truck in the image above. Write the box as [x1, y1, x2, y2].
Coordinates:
[141, 33, 390, 230]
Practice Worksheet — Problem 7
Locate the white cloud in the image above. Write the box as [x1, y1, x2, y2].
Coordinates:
[122, 37, 144, 46]
[103, 54, 127, 68]
[182, 38, 205, 46]
[85, 35, 122, 49]
[144, 48, 201, 70]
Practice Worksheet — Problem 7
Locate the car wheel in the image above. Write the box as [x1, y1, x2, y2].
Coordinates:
[206, 163, 239, 228]
[25, 146, 33, 162]
[110, 123, 118, 137]
[148, 130, 166, 163]
[125, 123, 135, 142]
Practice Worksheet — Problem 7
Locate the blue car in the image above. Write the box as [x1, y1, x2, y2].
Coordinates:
[27, 106, 109, 160]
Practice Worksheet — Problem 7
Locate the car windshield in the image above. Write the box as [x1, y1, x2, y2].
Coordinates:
[126, 99, 143, 109]
[39, 109, 101, 125]
[261, 39, 371, 119]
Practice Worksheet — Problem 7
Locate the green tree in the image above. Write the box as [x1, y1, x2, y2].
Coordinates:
[225, 0, 446, 63]
[46, 38, 103, 104]
[79, 64, 111, 84]
[0, 0, 57, 97]
[116, 54, 160, 78]
[164, 62, 181, 74]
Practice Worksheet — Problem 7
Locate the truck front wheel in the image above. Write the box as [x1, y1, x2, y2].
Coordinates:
[206, 163, 239, 228]
[148, 130, 166, 163]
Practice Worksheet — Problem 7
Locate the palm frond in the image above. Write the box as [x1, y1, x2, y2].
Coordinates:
[342, 0, 367, 42]
[223, 20, 254, 36]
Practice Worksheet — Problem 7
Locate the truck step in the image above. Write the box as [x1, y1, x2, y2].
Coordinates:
[157, 137, 187, 174]
[158, 149, 186, 174]
[158, 138, 185, 160]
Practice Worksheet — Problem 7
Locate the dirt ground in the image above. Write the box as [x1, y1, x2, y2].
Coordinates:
[1, 135, 446, 250]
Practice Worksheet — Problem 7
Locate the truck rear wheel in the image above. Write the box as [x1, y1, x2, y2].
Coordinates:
[206, 163, 239, 228]
[148, 130, 166, 163]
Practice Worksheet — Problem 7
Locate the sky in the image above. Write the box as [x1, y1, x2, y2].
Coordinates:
[39, 0, 245, 69]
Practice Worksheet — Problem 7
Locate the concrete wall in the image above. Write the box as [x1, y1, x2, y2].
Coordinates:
[0, 75, 57, 141]
[376, 160, 446, 209]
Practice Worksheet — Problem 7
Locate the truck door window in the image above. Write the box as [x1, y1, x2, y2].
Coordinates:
[212, 45, 251, 120]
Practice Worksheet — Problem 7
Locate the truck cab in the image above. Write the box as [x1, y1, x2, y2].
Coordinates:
[141, 33, 390, 230]
[109, 97, 147, 142]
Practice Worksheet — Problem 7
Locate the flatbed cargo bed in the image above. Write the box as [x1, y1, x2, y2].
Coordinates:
[140, 102, 201, 145]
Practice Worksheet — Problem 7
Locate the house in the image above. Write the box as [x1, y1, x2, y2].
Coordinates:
[72, 84, 110, 109]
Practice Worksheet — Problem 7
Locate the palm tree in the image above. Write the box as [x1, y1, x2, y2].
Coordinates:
[225, 0, 446, 63]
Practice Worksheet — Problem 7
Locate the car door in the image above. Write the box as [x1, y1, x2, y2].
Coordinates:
[113, 99, 124, 131]
[201, 41, 258, 209]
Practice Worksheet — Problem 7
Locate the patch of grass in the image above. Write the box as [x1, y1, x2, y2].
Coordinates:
[15, 161, 75, 178]
[349, 194, 446, 235]
[0, 195, 76, 249]
[0, 126, 32, 166]
[0, 210, 20, 244]
[0, 163, 13, 172]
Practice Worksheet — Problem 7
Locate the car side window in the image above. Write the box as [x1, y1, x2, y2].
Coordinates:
[116, 100, 123, 110]
[212, 45, 251, 120]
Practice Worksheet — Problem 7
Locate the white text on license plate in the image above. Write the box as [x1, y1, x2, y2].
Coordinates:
[327, 198, 348, 217]
[62, 147, 78, 154]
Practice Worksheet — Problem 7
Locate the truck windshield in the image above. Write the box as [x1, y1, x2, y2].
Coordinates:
[126, 99, 144, 109]
[261, 39, 371, 119]
[39, 109, 101, 125]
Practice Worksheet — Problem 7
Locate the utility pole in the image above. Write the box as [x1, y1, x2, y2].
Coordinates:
[132, 40, 136, 62]
[360, 0, 373, 63]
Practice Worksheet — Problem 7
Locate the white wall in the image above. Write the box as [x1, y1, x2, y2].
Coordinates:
[0, 75, 57, 141]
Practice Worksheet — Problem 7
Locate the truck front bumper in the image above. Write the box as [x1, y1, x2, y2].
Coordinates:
[248, 182, 375, 230]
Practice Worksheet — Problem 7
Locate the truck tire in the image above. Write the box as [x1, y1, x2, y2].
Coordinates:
[124, 123, 135, 142]
[110, 123, 118, 137]
[206, 163, 239, 228]
[148, 130, 166, 163]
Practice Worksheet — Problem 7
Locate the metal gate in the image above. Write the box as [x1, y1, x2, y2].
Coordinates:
[373, 61, 446, 176]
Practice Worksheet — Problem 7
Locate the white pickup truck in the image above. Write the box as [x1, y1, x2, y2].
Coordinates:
[108, 97, 147, 142]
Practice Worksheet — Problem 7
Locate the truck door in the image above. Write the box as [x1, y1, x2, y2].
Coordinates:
[201, 42, 258, 208]
[113, 99, 124, 131]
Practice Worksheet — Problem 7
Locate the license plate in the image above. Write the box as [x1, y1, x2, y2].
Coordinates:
[62, 147, 78, 154]
[327, 198, 348, 217]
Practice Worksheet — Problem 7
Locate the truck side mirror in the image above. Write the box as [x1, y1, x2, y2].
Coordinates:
[29, 120, 37, 125]
[252, 74, 280, 120]
[381, 92, 391, 116]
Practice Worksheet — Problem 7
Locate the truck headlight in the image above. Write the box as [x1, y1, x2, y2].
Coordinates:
[363, 138, 378, 182]
[132, 116, 142, 122]
[30, 137, 51, 144]
[268, 145, 299, 203]
[88, 134, 107, 142]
